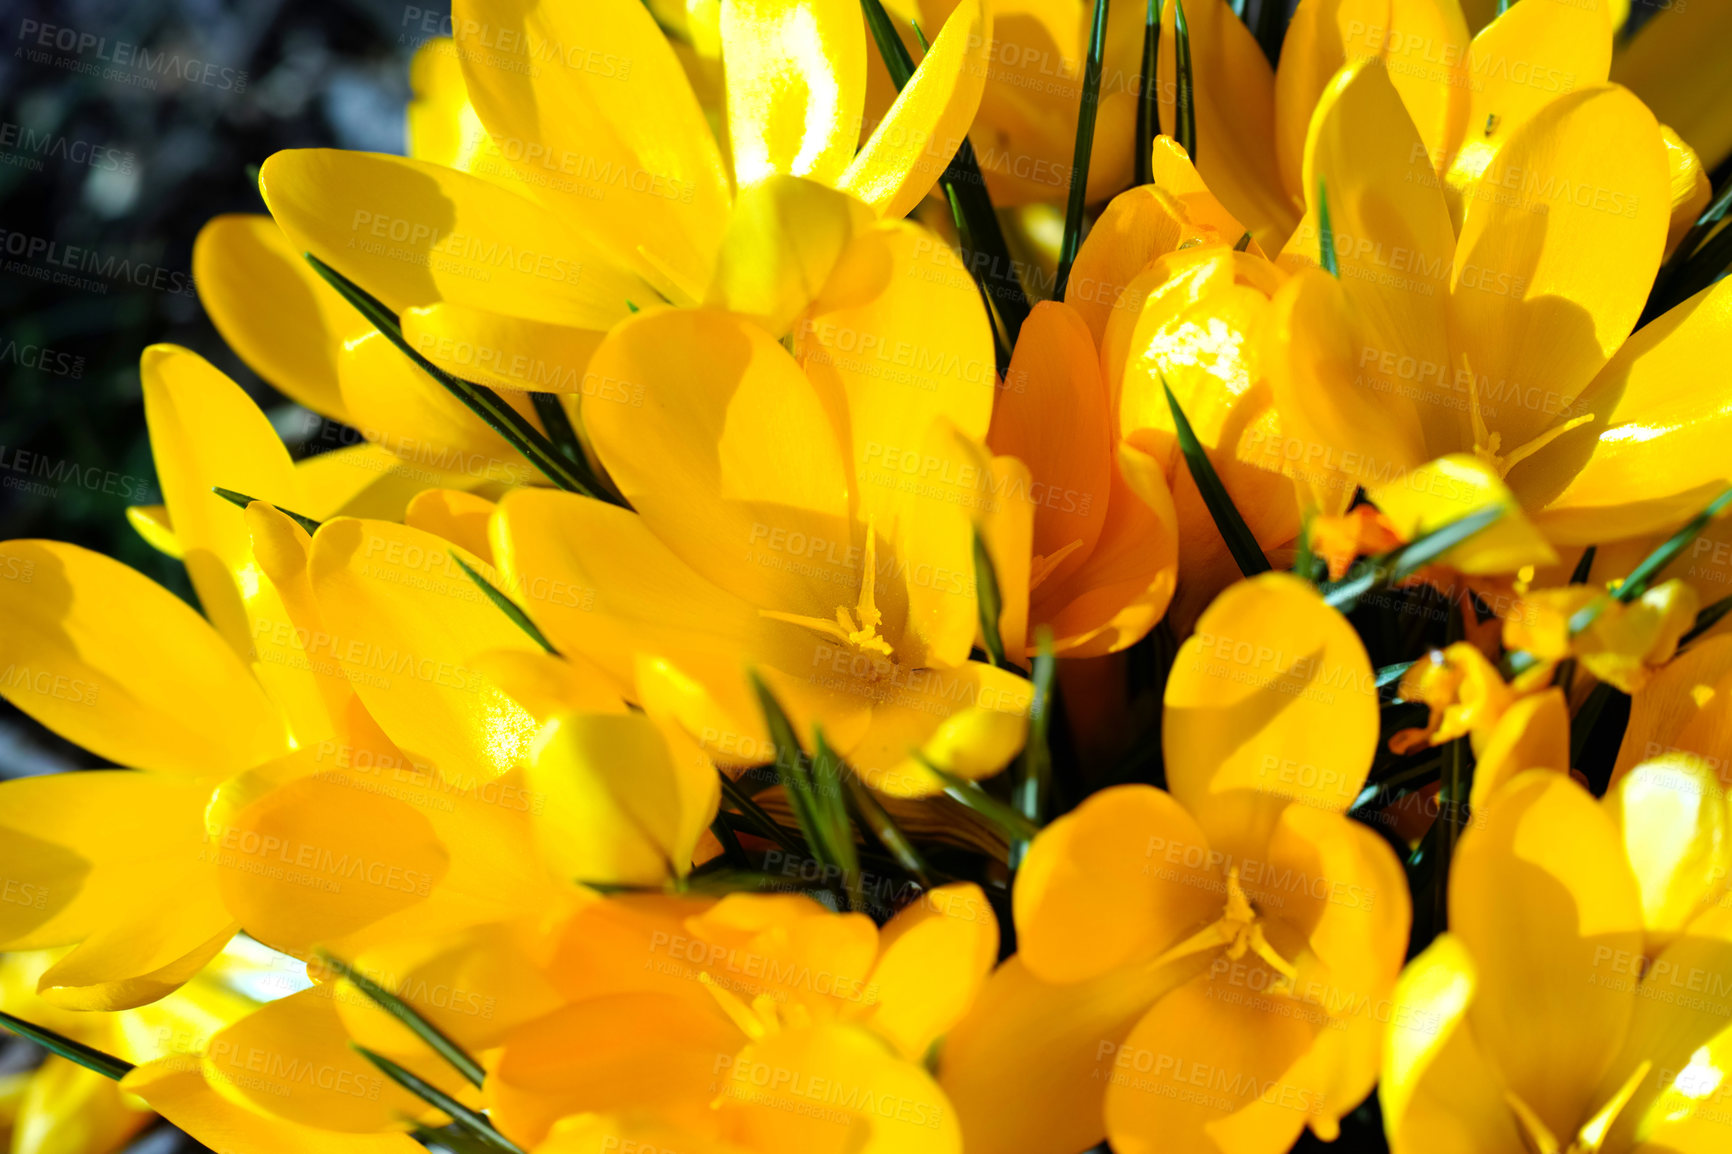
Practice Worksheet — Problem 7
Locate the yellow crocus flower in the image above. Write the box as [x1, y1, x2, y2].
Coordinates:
[1383, 757, 1732, 1154]
[939, 572, 1407, 1154]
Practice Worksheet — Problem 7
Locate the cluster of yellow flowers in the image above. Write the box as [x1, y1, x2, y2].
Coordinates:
[3, 0, 1732, 1152]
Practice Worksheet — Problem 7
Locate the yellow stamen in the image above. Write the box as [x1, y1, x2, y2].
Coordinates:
[758, 518, 895, 658]
[1145, 868, 1300, 992]
[700, 972, 771, 1040]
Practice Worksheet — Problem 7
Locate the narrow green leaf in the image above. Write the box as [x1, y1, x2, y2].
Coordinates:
[1293, 511, 1321, 583]
[844, 774, 932, 887]
[1252, 0, 1287, 68]
[1233, 230, 1253, 252]
[1172, 0, 1196, 162]
[353, 1047, 522, 1153]
[750, 671, 850, 877]
[1430, 734, 1470, 921]
[319, 952, 487, 1088]
[1614, 487, 1732, 603]
[861, 0, 1028, 347]
[1322, 505, 1505, 613]
[304, 254, 612, 501]
[1317, 177, 1340, 278]
[1682, 595, 1732, 648]
[972, 527, 1008, 668]
[717, 770, 802, 855]
[212, 487, 322, 536]
[1053, 0, 1111, 300]
[1655, 218, 1732, 318]
[918, 755, 1040, 846]
[1009, 631, 1056, 867]
[1497, 0, 1514, 13]
[0, 1011, 133, 1081]
[529, 392, 585, 465]
[1134, 0, 1164, 187]
[812, 731, 863, 911]
[412, 1123, 500, 1154]
[1570, 681, 1618, 769]
[1164, 378, 1270, 577]
[448, 551, 559, 655]
[1376, 660, 1415, 692]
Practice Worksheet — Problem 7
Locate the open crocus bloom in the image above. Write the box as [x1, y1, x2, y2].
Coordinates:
[249, 0, 991, 398]
[1267, 56, 1732, 561]
[490, 228, 1034, 795]
[1383, 757, 1732, 1154]
[938, 573, 1407, 1154]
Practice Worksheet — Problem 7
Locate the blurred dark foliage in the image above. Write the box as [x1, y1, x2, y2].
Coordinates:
[0, 0, 433, 783]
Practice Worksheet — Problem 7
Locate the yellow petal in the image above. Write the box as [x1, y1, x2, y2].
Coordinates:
[1061, 185, 1205, 352]
[1163, 572, 1379, 860]
[0, 539, 285, 776]
[449, 0, 731, 300]
[838, 0, 992, 220]
[1449, 84, 1670, 460]
[721, 0, 866, 187]
[865, 882, 998, 1060]
[526, 711, 720, 885]
[718, 1020, 961, 1153]
[706, 175, 871, 335]
[295, 442, 474, 523]
[307, 517, 539, 783]
[406, 39, 487, 171]
[1369, 453, 1558, 574]
[1102, 974, 1325, 1154]
[405, 489, 497, 562]
[1605, 753, 1730, 942]
[12, 1056, 149, 1154]
[1529, 277, 1732, 542]
[1379, 934, 1526, 1154]
[939, 956, 1187, 1154]
[122, 1055, 423, 1154]
[1014, 784, 1221, 985]
[1613, 634, 1732, 789]
[846, 661, 1032, 798]
[1611, 0, 1732, 171]
[125, 503, 181, 559]
[580, 306, 854, 620]
[192, 214, 359, 423]
[401, 303, 611, 394]
[1470, 687, 1570, 808]
[1662, 124, 1713, 260]
[1449, 769, 1644, 1140]
[259, 148, 646, 327]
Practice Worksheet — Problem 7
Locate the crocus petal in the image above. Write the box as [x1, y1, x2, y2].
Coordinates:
[488, 995, 743, 1149]
[308, 517, 540, 784]
[1103, 974, 1326, 1154]
[450, 0, 731, 300]
[526, 711, 720, 886]
[939, 956, 1190, 1154]
[1449, 769, 1644, 1140]
[1662, 125, 1713, 260]
[1449, 84, 1670, 460]
[405, 489, 498, 562]
[1611, 0, 1732, 171]
[192, 214, 359, 423]
[719, 1021, 961, 1153]
[1443, 0, 1613, 198]
[260, 149, 649, 327]
[1379, 934, 1526, 1154]
[1605, 753, 1732, 942]
[1527, 277, 1732, 542]
[12, 1056, 149, 1154]
[865, 882, 998, 1061]
[400, 302, 612, 393]
[1369, 453, 1558, 574]
[706, 175, 871, 336]
[406, 39, 487, 171]
[295, 443, 475, 523]
[580, 306, 854, 620]
[838, 0, 992, 220]
[122, 1055, 424, 1154]
[721, 0, 866, 188]
[1014, 784, 1220, 985]
[1061, 186, 1207, 351]
[125, 503, 181, 558]
[0, 540, 285, 777]
[1470, 687, 1570, 808]
[1163, 573, 1379, 860]
[845, 661, 1032, 798]
[1613, 634, 1732, 788]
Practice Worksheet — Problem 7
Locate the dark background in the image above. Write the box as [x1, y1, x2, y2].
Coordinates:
[0, 0, 428, 782]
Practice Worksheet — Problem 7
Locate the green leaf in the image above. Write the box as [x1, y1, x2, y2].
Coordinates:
[1009, 630, 1056, 867]
[972, 527, 1008, 668]
[352, 1046, 522, 1153]
[412, 1123, 501, 1154]
[0, 1010, 133, 1081]
[1172, 0, 1197, 163]
[860, 0, 1029, 349]
[1293, 511, 1322, 583]
[1614, 487, 1732, 603]
[1318, 177, 1340, 278]
[1376, 660, 1415, 692]
[811, 731, 864, 911]
[1569, 544, 1598, 585]
[304, 254, 613, 501]
[317, 952, 487, 1088]
[528, 393, 586, 466]
[1053, 0, 1111, 300]
[1570, 681, 1618, 768]
[448, 551, 559, 655]
[1322, 505, 1505, 613]
[211, 487, 323, 536]
[1682, 594, 1732, 648]
[1164, 377, 1270, 577]
[844, 774, 932, 887]
[1134, 0, 1164, 187]
[716, 770, 802, 854]
[749, 672, 857, 883]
